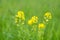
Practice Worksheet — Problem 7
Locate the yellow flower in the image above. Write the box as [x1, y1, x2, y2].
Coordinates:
[28, 16, 38, 25]
[31, 16, 38, 23]
[18, 11, 24, 16]
[28, 19, 33, 25]
[44, 12, 52, 19]
[17, 11, 25, 20]
[38, 23, 45, 28]
[15, 11, 25, 25]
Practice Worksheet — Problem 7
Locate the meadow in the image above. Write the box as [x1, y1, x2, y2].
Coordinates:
[0, 0, 60, 40]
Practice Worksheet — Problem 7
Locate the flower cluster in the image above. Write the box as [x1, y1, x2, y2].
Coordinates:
[44, 12, 52, 22]
[14, 11, 52, 29]
[38, 12, 52, 29]
[15, 11, 25, 24]
[28, 16, 38, 25]
[14, 11, 53, 40]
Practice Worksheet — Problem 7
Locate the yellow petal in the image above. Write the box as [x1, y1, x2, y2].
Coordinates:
[38, 23, 45, 28]
[28, 19, 33, 25]
[44, 12, 52, 19]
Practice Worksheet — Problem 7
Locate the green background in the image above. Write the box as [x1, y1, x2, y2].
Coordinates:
[0, 0, 60, 40]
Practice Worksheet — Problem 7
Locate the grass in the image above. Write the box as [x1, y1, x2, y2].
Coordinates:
[0, 0, 60, 40]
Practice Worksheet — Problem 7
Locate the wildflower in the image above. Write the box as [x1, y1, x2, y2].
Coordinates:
[44, 12, 52, 19]
[15, 11, 25, 25]
[28, 16, 38, 25]
[28, 19, 33, 25]
[17, 11, 25, 20]
[44, 12, 52, 22]
[38, 23, 45, 28]
[32, 16, 38, 23]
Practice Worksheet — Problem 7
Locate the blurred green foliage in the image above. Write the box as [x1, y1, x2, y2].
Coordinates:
[0, 0, 60, 40]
